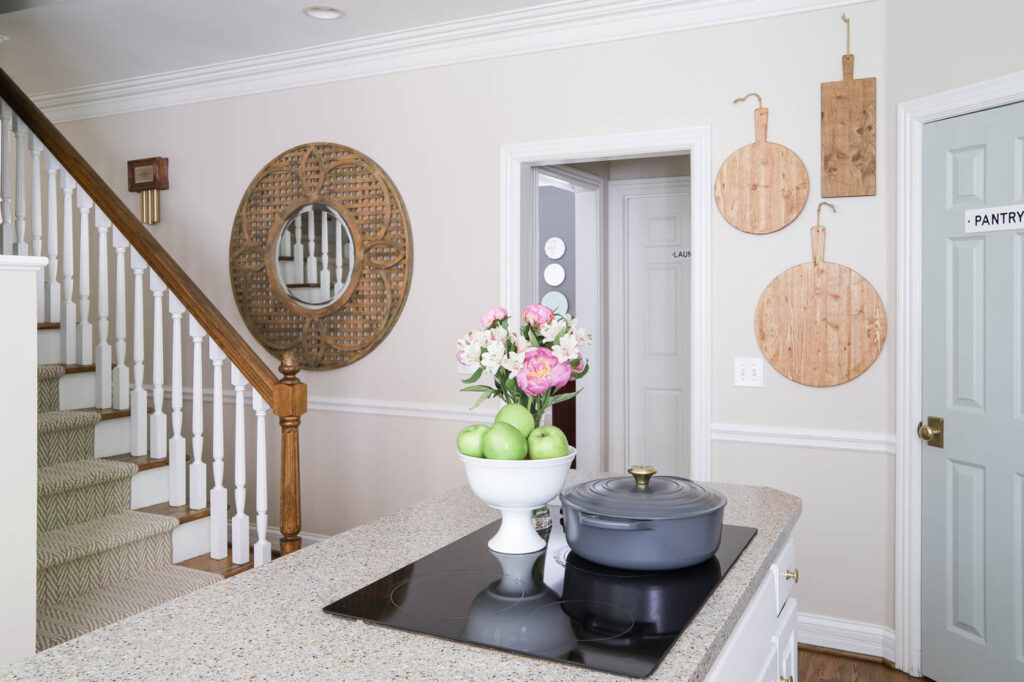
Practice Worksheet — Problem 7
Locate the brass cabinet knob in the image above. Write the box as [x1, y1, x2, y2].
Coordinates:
[784, 568, 799, 583]
[628, 465, 657, 489]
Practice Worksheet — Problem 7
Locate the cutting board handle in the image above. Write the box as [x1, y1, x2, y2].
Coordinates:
[754, 108, 769, 142]
[842, 53, 855, 80]
[811, 226, 826, 266]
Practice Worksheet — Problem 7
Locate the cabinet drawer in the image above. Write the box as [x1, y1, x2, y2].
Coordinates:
[774, 536, 797, 615]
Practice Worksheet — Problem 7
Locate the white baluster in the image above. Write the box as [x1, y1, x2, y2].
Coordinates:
[252, 389, 270, 567]
[149, 272, 167, 459]
[111, 229, 130, 410]
[29, 133, 44, 319]
[319, 210, 330, 299]
[334, 214, 344, 297]
[129, 247, 148, 456]
[59, 167, 76, 365]
[230, 365, 249, 565]
[76, 188, 93, 366]
[292, 215, 305, 285]
[13, 117, 27, 255]
[94, 209, 112, 408]
[281, 223, 292, 258]
[1, 103, 12, 254]
[209, 342, 228, 559]
[168, 293, 186, 507]
[188, 315, 207, 510]
[306, 207, 317, 284]
[44, 151, 60, 322]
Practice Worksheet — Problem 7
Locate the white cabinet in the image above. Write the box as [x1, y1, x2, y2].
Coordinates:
[705, 533, 799, 682]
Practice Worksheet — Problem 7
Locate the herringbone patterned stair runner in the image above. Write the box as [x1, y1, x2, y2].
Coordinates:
[36, 364, 220, 651]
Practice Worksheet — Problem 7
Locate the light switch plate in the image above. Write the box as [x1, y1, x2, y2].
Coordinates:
[734, 357, 764, 387]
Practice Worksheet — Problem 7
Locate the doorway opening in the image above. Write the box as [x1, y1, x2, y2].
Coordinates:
[500, 127, 711, 478]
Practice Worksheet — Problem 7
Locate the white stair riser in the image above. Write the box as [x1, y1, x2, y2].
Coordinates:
[38, 328, 59, 364]
[94, 415, 130, 458]
[172, 516, 211, 563]
[130, 466, 169, 508]
[58, 370, 95, 410]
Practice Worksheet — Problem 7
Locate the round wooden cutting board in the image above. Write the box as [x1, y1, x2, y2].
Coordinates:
[715, 106, 809, 234]
[755, 225, 886, 387]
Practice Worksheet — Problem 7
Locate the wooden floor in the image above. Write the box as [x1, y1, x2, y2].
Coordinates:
[799, 647, 932, 682]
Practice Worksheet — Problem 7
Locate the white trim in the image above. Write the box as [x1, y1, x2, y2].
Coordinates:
[0, 255, 47, 271]
[895, 67, 1024, 676]
[500, 125, 713, 480]
[798, 612, 896, 663]
[712, 423, 895, 454]
[249, 523, 329, 547]
[32, 0, 873, 123]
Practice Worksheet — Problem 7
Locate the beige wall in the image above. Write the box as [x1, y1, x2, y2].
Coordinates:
[54, 3, 898, 627]
[0, 260, 41, 666]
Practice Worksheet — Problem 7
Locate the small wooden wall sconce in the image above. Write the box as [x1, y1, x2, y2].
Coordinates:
[127, 157, 168, 224]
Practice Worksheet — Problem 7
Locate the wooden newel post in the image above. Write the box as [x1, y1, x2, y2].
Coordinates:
[273, 351, 307, 555]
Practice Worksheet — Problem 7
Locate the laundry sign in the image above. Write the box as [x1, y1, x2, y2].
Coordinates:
[964, 203, 1024, 233]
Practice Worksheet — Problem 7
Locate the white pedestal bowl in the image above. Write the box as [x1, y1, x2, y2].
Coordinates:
[459, 448, 576, 554]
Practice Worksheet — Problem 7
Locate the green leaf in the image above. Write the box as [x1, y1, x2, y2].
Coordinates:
[571, 363, 590, 380]
[460, 385, 494, 393]
[527, 328, 540, 347]
[470, 392, 491, 409]
[461, 366, 484, 384]
[548, 389, 582, 406]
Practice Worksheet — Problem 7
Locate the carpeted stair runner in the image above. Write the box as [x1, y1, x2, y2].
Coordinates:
[35, 364, 220, 651]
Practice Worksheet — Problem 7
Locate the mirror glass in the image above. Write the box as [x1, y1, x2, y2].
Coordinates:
[274, 204, 355, 308]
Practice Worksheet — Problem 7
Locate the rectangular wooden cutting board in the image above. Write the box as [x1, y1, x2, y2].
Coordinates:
[821, 54, 876, 197]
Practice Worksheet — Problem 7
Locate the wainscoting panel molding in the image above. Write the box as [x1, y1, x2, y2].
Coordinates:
[34, 0, 873, 123]
[712, 423, 896, 454]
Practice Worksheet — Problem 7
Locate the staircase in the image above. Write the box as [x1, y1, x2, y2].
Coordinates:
[0, 66, 308, 652]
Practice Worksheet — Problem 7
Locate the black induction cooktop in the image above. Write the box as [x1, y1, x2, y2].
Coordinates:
[323, 509, 756, 679]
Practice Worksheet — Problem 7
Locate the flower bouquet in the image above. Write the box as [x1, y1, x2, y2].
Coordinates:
[455, 303, 591, 554]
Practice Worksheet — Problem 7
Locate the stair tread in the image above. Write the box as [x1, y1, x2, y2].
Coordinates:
[36, 564, 221, 651]
[85, 404, 154, 421]
[38, 459, 137, 497]
[138, 499, 210, 524]
[38, 511, 178, 570]
[62, 364, 97, 375]
[177, 546, 280, 579]
[37, 321, 61, 330]
[38, 409, 102, 434]
[38, 364, 65, 381]
[106, 452, 169, 471]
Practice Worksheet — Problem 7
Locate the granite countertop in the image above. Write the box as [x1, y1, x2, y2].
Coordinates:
[2, 473, 801, 681]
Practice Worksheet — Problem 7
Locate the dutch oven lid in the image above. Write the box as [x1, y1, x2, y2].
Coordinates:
[561, 466, 726, 520]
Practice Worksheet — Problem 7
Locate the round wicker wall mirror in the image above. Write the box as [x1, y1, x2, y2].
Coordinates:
[229, 142, 413, 370]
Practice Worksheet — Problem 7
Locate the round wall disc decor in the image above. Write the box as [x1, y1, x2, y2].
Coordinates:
[230, 142, 413, 370]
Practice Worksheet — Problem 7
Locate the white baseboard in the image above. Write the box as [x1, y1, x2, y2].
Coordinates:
[248, 523, 329, 548]
[798, 612, 896, 662]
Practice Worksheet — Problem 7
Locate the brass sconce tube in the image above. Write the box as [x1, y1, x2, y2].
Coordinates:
[140, 188, 160, 224]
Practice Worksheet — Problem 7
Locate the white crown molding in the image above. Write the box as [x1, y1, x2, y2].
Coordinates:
[32, 0, 873, 123]
[798, 612, 896, 663]
[711, 423, 896, 454]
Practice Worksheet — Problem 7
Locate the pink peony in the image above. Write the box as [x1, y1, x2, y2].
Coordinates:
[480, 306, 508, 328]
[516, 347, 571, 396]
[523, 303, 554, 328]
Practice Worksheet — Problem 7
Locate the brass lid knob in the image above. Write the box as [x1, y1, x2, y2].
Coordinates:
[628, 465, 657, 489]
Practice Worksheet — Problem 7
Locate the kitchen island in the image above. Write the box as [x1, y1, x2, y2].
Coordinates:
[1, 473, 800, 681]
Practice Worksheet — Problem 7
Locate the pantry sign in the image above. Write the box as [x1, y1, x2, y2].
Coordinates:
[964, 203, 1024, 233]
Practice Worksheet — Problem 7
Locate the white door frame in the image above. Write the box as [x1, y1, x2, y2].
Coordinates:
[500, 126, 712, 480]
[606, 177, 692, 476]
[895, 69, 1024, 675]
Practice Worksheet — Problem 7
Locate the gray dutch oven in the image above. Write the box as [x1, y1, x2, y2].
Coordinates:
[559, 466, 726, 571]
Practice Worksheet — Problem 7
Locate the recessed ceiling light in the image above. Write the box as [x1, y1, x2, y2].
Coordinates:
[303, 5, 344, 20]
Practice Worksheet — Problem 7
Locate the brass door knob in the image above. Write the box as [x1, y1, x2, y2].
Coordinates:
[918, 417, 944, 448]
[628, 465, 657, 489]
[780, 676, 794, 682]
[784, 568, 799, 583]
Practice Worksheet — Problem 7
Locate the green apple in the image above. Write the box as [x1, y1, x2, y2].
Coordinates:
[482, 421, 528, 460]
[494, 403, 535, 439]
[457, 424, 489, 457]
[527, 425, 570, 460]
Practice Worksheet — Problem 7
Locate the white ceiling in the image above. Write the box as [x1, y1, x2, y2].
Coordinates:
[0, 0, 563, 92]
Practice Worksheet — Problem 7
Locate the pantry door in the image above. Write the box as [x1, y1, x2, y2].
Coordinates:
[608, 178, 690, 477]
[921, 100, 1024, 682]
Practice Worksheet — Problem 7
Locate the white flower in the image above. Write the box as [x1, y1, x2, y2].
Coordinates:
[510, 330, 530, 353]
[539, 318, 566, 343]
[552, 333, 580, 363]
[480, 339, 507, 374]
[501, 350, 526, 378]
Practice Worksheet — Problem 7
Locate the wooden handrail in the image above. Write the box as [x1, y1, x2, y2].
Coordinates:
[0, 66, 307, 555]
[0, 66, 279, 401]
